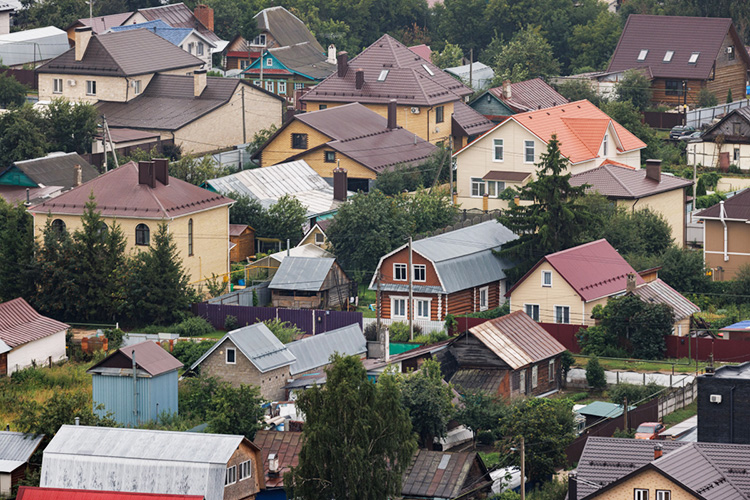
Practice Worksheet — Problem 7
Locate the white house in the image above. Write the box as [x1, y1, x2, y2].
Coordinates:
[0, 298, 68, 374]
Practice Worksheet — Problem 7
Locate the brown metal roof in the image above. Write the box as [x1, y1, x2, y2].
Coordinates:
[607, 15, 750, 80]
[408, 44, 432, 63]
[301, 34, 472, 107]
[98, 128, 160, 143]
[229, 224, 249, 236]
[633, 279, 699, 322]
[135, 2, 220, 43]
[37, 29, 204, 77]
[696, 188, 750, 220]
[570, 163, 693, 199]
[488, 78, 568, 113]
[481, 170, 531, 182]
[88, 341, 183, 377]
[452, 100, 494, 137]
[12, 152, 98, 190]
[29, 161, 233, 219]
[0, 298, 69, 348]
[71, 12, 133, 34]
[267, 42, 335, 80]
[401, 450, 489, 499]
[252, 430, 303, 488]
[468, 310, 566, 370]
[255, 6, 323, 52]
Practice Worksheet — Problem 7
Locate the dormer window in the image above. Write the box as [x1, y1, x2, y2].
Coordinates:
[689, 52, 700, 64]
[378, 69, 389, 81]
[663, 51, 674, 63]
[422, 64, 434, 76]
[637, 49, 648, 61]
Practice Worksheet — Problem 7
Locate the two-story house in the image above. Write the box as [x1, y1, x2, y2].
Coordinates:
[470, 78, 568, 123]
[696, 188, 750, 281]
[453, 100, 646, 211]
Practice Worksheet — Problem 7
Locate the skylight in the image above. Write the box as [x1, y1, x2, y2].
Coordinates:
[637, 49, 648, 61]
[689, 52, 700, 64]
[422, 64, 435, 76]
[378, 69, 389, 81]
[663, 51, 674, 63]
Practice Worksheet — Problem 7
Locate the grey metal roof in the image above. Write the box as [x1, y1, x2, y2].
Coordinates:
[255, 6, 324, 52]
[269, 257, 336, 292]
[633, 279, 699, 322]
[445, 62, 495, 90]
[286, 324, 366, 376]
[0, 431, 43, 469]
[268, 42, 336, 80]
[0, 27, 69, 68]
[190, 323, 295, 374]
[41, 425, 250, 500]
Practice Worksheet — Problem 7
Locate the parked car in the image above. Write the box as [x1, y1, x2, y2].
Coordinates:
[678, 130, 702, 141]
[670, 125, 696, 140]
[635, 422, 665, 440]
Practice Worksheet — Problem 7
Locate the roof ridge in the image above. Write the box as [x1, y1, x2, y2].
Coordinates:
[604, 164, 638, 197]
[664, 443, 747, 498]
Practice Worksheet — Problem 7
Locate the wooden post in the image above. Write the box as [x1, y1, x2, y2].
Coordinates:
[520, 436, 525, 500]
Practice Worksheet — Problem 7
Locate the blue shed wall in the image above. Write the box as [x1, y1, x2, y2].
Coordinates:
[92, 371, 178, 427]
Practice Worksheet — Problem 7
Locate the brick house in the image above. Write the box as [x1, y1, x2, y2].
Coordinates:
[438, 311, 566, 398]
[368, 220, 518, 323]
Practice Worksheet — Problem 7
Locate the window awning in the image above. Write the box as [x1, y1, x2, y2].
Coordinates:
[482, 171, 531, 182]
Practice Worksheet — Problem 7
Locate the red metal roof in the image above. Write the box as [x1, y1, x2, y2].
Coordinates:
[88, 341, 183, 377]
[0, 298, 69, 348]
[488, 77, 568, 113]
[17, 487, 204, 500]
[408, 44, 432, 63]
[253, 430, 303, 488]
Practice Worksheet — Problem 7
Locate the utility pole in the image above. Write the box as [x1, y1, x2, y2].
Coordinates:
[102, 115, 119, 171]
[408, 236, 414, 341]
[449, 136, 454, 205]
[469, 48, 473, 90]
[241, 85, 247, 144]
[520, 436, 525, 500]
[623, 397, 628, 432]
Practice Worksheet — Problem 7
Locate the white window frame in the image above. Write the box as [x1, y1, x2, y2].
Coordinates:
[542, 270, 552, 287]
[251, 34, 267, 46]
[240, 60, 249, 69]
[226, 347, 236, 364]
[278, 81, 287, 94]
[524, 304, 540, 321]
[548, 359, 555, 382]
[314, 232, 325, 244]
[53, 78, 63, 94]
[378, 69, 389, 81]
[393, 263, 407, 281]
[133, 80, 142, 95]
[413, 264, 426, 282]
[391, 297, 407, 319]
[294, 82, 305, 90]
[86, 80, 96, 96]
[519, 369, 526, 394]
[602, 133, 608, 156]
[471, 177, 485, 197]
[197, 42, 204, 56]
[266, 57, 273, 67]
[265, 80, 274, 92]
[734, 147, 740, 162]
[634, 489, 649, 500]
[487, 180, 497, 197]
[555, 305, 570, 324]
[655, 491, 670, 500]
[239, 460, 252, 480]
[479, 286, 489, 311]
[689, 52, 700, 64]
[663, 50, 674, 63]
[524, 141, 535, 163]
[187, 42, 194, 54]
[415, 298, 431, 320]
[253, 80, 261, 87]
[493, 139, 504, 161]
[637, 49, 648, 61]
[225, 465, 237, 486]
[531, 365, 538, 388]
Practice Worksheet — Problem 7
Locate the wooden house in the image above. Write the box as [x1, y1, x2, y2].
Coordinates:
[688, 107, 750, 171]
[0, 432, 44, 496]
[230, 224, 255, 262]
[269, 257, 350, 310]
[469, 78, 568, 123]
[401, 450, 491, 500]
[298, 219, 332, 249]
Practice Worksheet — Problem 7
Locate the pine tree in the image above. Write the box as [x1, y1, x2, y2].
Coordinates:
[0, 199, 38, 302]
[34, 217, 79, 321]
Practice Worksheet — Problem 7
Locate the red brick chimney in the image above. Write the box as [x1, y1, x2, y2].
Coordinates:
[73, 164, 82, 188]
[387, 99, 397, 129]
[355, 68, 364, 89]
[645, 159, 662, 183]
[194, 4, 214, 32]
[333, 167, 347, 202]
[154, 158, 169, 186]
[138, 161, 156, 188]
[654, 444, 663, 459]
[337, 52, 348, 78]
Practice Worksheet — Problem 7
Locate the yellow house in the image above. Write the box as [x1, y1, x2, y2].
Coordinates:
[298, 220, 332, 249]
[28, 160, 233, 286]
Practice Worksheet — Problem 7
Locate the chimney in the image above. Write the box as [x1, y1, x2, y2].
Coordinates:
[154, 158, 169, 186]
[138, 161, 156, 188]
[193, 4, 214, 32]
[626, 273, 637, 293]
[0, 9, 10, 36]
[654, 444, 663, 460]
[75, 26, 93, 62]
[268, 453, 279, 476]
[73, 164, 82, 188]
[645, 159, 661, 183]
[337, 51, 348, 78]
[387, 99, 397, 130]
[327, 44, 337, 65]
[355, 68, 364, 90]
[194, 69, 207, 97]
[503, 79, 512, 99]
[74, 416, 80, 426]
[333, 167, 347, 202]
[568, 472, 577, 500]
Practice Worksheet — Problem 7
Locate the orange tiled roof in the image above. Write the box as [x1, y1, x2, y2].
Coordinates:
[601, 158, 636, 170]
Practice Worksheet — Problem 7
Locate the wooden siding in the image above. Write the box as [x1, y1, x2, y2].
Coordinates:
[707, 32, 749, 103]
[230, 228, 255, 262]
[272, 263, 350, 309]
[379, 248, 441, 287]
[650, 78, 705, 107]
[380, 291, 441, 321]
[449, 334, 511, 370]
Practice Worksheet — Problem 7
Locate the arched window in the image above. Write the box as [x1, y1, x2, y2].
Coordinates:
[188, 218, 194, 256]
[51, 219, 66, 235]
[135, 223, 150, 246]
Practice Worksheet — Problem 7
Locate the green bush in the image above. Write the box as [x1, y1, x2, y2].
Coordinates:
[568, 392, 589, 402]
[729, 164, 742, 174]
[224, 315, 239, 331]
[464, 303, 510, 319]
[103, 328, 125, 350]
[612, 427, 636, 438]
[388, 322, 423, 342]
[263, 318, 303, 344]
[412, 330, 449, 345]
[696, 192, 726, 209]
[585, 356, 607, 390]
[174, 317, 214, 337]
[477, 430, 495, 445]
[608, 382, 664, 405]
[171, 340, 215, 368]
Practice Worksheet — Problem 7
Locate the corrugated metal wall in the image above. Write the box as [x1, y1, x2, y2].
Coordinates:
[92, 371, 178, 427]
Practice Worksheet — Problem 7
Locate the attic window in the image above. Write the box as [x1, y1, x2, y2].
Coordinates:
[422, 64, 435, 76]
[663, 51, 674, 63]
[689, 52, 700, 64]
[378, 69, 389, 81]
[637, 49, 648, 61]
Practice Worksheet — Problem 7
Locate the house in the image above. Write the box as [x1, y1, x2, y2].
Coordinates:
[299, 34, 493, 147]
[230, 224, 255, 263]
[95, 72, 284, 155]
[439, 311, 566, 398]
[248, 244, 333, 281]
[0, 298, 68, 374]
[121, 3, 223, 51]
[0, 27, 68, 69]
[698, 361, 750, 444]
[109, 20, 216, 69]
[570, 436, 750, 499]
[28, 160, 234, 286]
[453, 100, 647, 211]
[297, 219, 332, 249]
[65, 12, 134, 40]
[695, 188, 750, 280]
[87, 341, 182, 427]
[688, 107, 750, 170]
[368, 220, 518, 323]
[0, 431, 44, 496]
[719, 321, 750, 340]
[285, 324, 366, 378]
[632, 278, 699, 337]
[607, 15, 750, 107]
[252, 430, 302, 500]
[569, 159, 694, 246]
[36, 28, 204, 104]
[40, 425, 264, 500]
[252, 103, 438, 192]
[401, 450, 492, 500]
[445, 61, 495, 91]
[0, 152, 98, 204]
[17, 487, 204, 500]
[469, 78, 569, 123]
[269, 257, 351, 310]
[0, 4, 13, 35]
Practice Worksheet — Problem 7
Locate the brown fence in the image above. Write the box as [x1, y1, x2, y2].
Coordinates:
[1, 69, 37, 89]
[642, 111, 685, 130]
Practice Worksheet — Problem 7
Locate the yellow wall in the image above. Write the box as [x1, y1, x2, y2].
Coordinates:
[588, 468, 698, 499]
[259, 120, 332, 167]
[299, 226, 330, 248]
[616, 188, 686, 247]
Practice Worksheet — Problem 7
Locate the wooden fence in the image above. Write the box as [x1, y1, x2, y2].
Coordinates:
[1, 68, 36, 89]
[642, 111, 685, 130]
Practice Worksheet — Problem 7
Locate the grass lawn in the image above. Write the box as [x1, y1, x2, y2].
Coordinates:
[662, 400, 697, 428]
[356, 288, 377, 319]
[479, 451, 501, 469]
[573, 356, 714, 374]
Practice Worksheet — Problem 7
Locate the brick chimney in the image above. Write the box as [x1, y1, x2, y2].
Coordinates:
[654, 444, 663, 459]
[626, 273, 637, 293]
[138, 161, 156, 188]
[645, 159, 661, 183]
[194, 4, 214, 32]
[327, 44, 337, 64]
[503, 79, 512, 99]
[337, 52, 348, 78]
[194, 69, 207, 97]
[75, 27, 93, 62]
[387, 99, 397, 130]
[333, 167, 347, 202]
[154, 158, 169, 186]
[73, 164, 82, 187]
[355, 68, 364, 90]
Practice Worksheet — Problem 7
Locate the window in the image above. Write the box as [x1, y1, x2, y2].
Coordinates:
[319, 104, 327, 110]
[266, 57, 273, 67]
[251, 34, 266, 46]
[294, 82, 305, 90]
[728, 45, 736, 61]
[187, 42, 194, 54]
[291, 133, 308, 149]
[542, 270, 552, 287]
[132, 80, 142, 95]
[479, 286, 488, 311]
[52, 219, 66, 235]
[314, 232, 325, 244]
[531, 365, 538, 388]
[634, 490, 648, 500]
[322, 151, 336, 163]
[239, 460, 253, 480]
[188, 218, 194, 256]
[471, 177, 485, 197]
[278, 81, 287, 94]
[253, 80, 261, 86]
[735, 147, 740, 162]
[663, 50, 674, 63]
[415, 299, 430, 319]
[493, 139, 504, 161]
[689, 52, 700, 64]
[733, 122, 742, 135]
[525, 304, 540, 321]
[519, 369, 526, 394]
[524, 140, 535, 163]
[393, 263, 407, 281]
[197, 42, 204, 56]
[665, 80, 680, 96]
[53, 78, 63, 94]
[86, 80, 96, 96]
[392, 297, 406, 318]
[555, 305, 570, 324]
[225, 465, 236, 486]
[135, 223, 150, 246]
[436, 105, 444, 123]
[265, 80, 274, 92]
[637, 49, 648, 61]
[422, 64, 434, 76]
[656, 491, 670, 500]
[413, 264, 426, 282]
[226, 347, 236, 364]
[548, 359, 555, 382]
[602, 133, 608, 156]
[378, 69, 389, 81]
[240, 60, 249, 69]
[487, 181, 497, 197]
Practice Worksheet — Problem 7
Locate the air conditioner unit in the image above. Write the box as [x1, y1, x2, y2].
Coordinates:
[728, 46, 734, 54]
[67, 79, 76, 87]
[434, 126, 440, 133]
[710, 394, 722, 404]
[410, 107, 420, 114]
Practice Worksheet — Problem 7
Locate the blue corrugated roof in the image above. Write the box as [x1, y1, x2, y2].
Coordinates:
[721, 320, 750, 331]
[110, 20, 194, 47]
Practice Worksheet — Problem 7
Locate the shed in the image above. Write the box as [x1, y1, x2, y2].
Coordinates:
[0, 431, 44, 496]
[401, 450, 491, 500]
[229, 224, 255, 263]
[720, 320, 750, 341]
[576, 401, 634, 427]
[0, 26, 68, 68]
[87, 341, 182, 427]
[248, 244, 333, 281]
[269, 257, 350, 310]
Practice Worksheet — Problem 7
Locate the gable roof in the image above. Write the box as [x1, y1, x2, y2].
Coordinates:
[696, 187, 750, 221]
[29, 161, 233, 219]
[576, 401, 629, 419]
[0, 431, 44, 472]
[467, 311, 566, 370]
[0, 27, 70, 67]
[301, 34, 472, 106]
[0, 298, 68, 349]
[17, 487, 204, 500]
[452, 100, 494, 137]
[252, 431, 303, 489]
[69, 12, 133, 33]
[703, 106, 750, 139]
[569, 163, 693, 198]
[269, 257, 338, 292]
[8, 152, 98, 190]
[508, 239, 644, 302]
[87, 341, 183, 377]
[133, 3, 220, 43]
[401, 450, 489, 499]
[286, 323, 366, 376]
[486, 78, 568, 113]
[254, 6, 324, 52]
[633, 278, 699, 322]
[190, 323, 295, 374]
[445, 62, 495, 89]
[607, 15, 750, 80]
[109, 19, 215, 48]
[244, 42, 335, 80]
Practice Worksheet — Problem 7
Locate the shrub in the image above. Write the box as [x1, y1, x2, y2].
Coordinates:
[561, 350, 575, 379]
[609, 382, 664, 405]
[170, 340, 215, 368]
[103, 328, 125, 350]
[477, 430, 495, 445]
[224, 315, 239, 331]
[388, 322, 423, 342]
[174, 317, 214, 337]
[412, 330, 449, 345]
[729, 164, 742, 174]
[263, 318, 303, 344]
[585, 356, 607, 390]
[612, 427, 636, 439]
[444, 314, 458, 333]
[568, 392, 588, 402]
[363, 322, 386, 342]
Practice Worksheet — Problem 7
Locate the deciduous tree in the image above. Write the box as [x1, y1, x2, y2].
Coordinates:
[615, 69, 653, 111]
[399, 359, 454, 448]
[455, 391, 505, 449]
[0, 72, 28, 109]
[44, 99, 99, 154]
[430, 41, 463, 69]
[490, 26, 560, 83]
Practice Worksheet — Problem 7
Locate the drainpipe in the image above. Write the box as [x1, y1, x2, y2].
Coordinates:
[132, 350, 138, 426]
[730, 385, 736, 442]
[720, 200, 729, 262]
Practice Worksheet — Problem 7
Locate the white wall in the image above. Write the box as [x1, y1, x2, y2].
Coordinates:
[7, 330, 67, 373]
